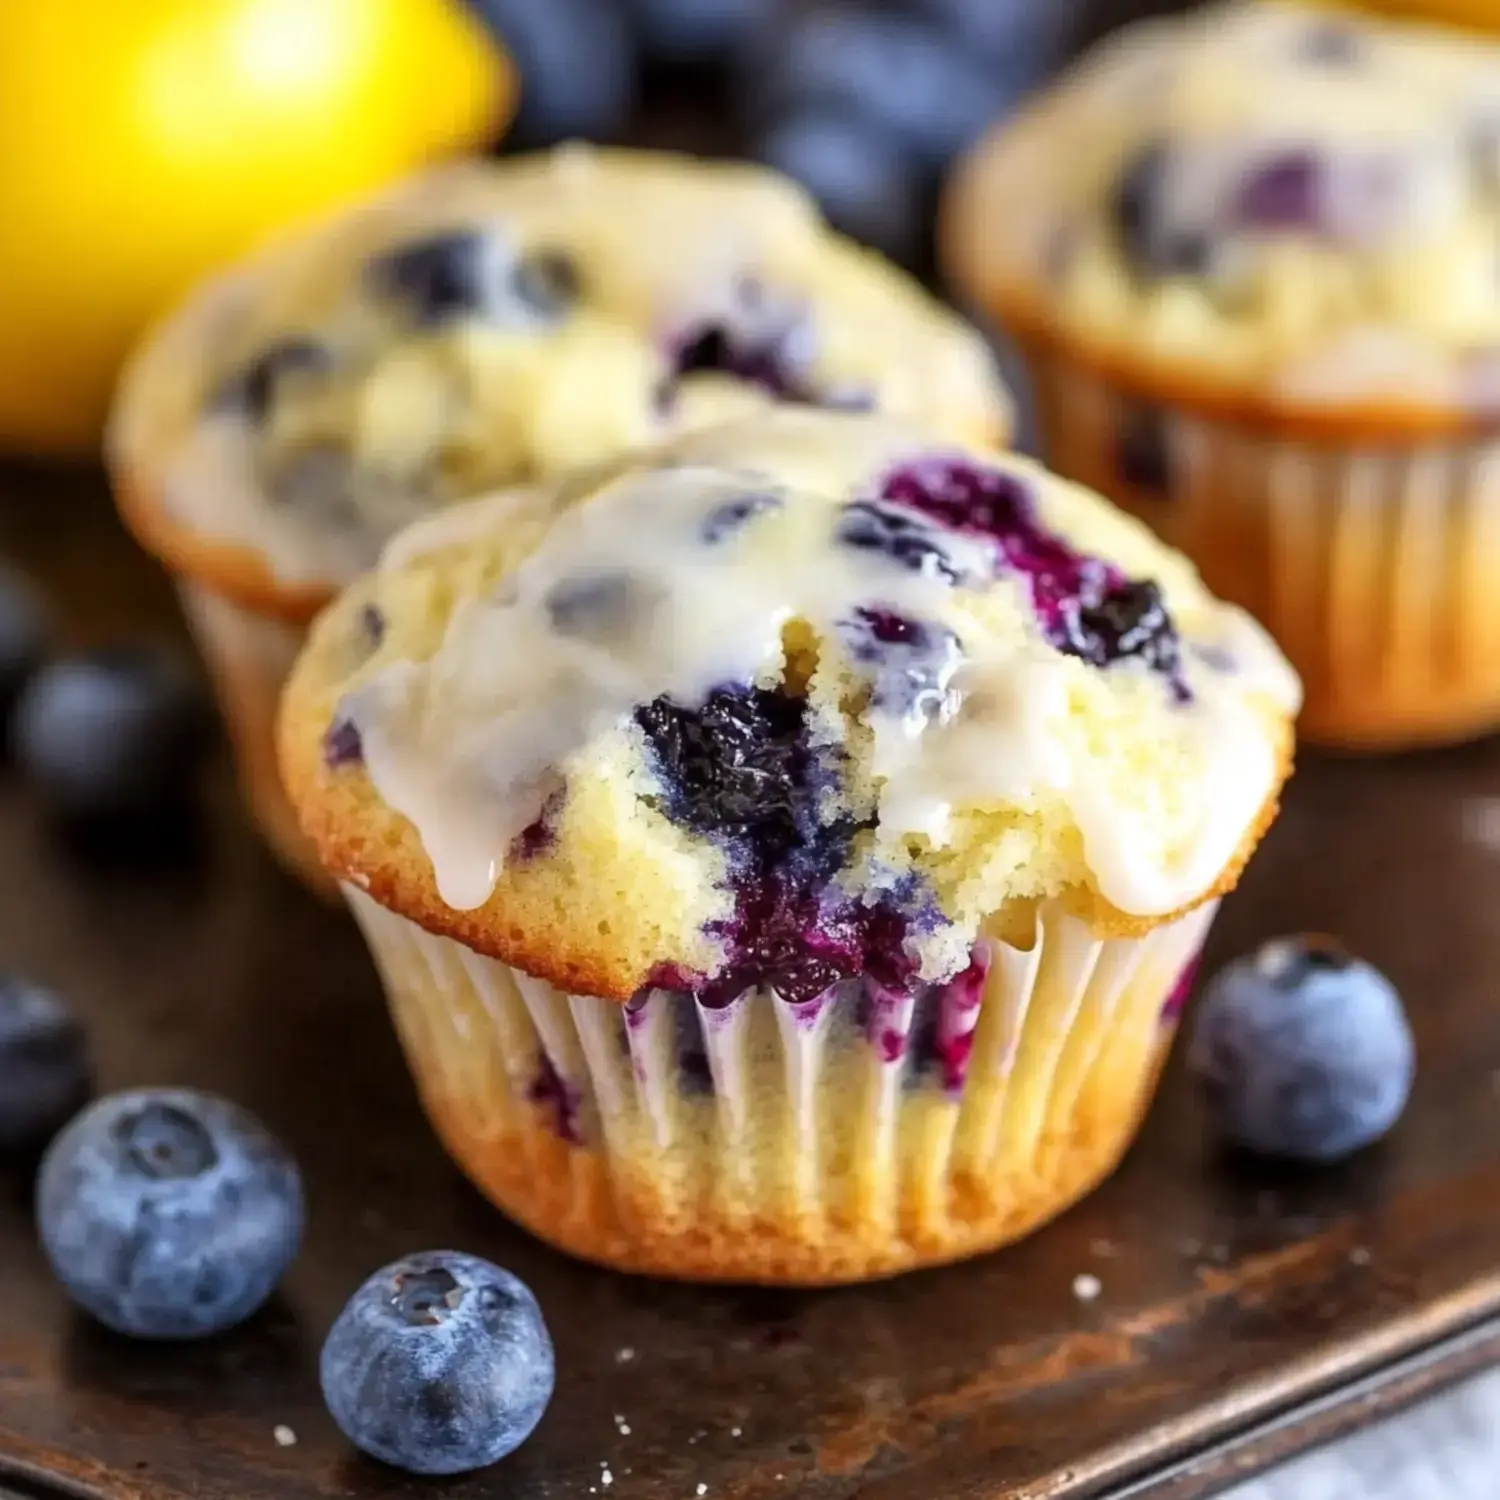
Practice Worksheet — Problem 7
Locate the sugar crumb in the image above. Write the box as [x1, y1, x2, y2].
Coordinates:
[730, 1425, 743, 1437]
[615, 1346, 636, 1363]
[697, 1487, 708, 1497]
[273, 1425, 296, 1447]
[1349, 1246, 1372, 1266]
[1072, 1273, 1102, 1301]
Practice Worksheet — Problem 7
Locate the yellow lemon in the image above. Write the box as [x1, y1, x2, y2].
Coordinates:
[0, 0, 513, 454]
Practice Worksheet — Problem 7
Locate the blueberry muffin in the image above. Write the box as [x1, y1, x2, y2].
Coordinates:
[110, 146, 1009, 888]
[945, 0, 1500, 748]
[278, 408, 1298, 1283]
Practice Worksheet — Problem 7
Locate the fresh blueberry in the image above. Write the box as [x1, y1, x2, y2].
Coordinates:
[466, 0, 635, 148]
[909, 0, 1075, 74]
[0, 976, 91, 1152]
[751, 108, 925, 267]
[36, 1088, 303, 1339]
[0, 565, 52, 722]
[320, 1251, 554, 1475]
[12, 647, 210, 822]
[746, 7, 1006, 171]
[214, 339, 332, 423]
[623, 0, 768, 67]
[1190, 937, 1415, 1164]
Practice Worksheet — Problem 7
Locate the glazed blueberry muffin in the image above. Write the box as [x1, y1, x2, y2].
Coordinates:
[278, 408, 1298, 1283]
[945, 0, 1500, 748]
[110, 146, 1009, 888]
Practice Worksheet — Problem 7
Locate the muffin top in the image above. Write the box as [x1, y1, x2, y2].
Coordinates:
[111, 146, 1009, 607]
[280, 410, 1299, 1004]
[946, 0, 1500, 428]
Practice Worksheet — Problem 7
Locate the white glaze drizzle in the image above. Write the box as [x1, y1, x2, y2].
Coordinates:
[338, 448, 1297, 920]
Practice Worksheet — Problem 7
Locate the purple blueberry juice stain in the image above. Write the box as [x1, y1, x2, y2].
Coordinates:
[864, 981, 915, 1064]
[1161, 950, 1203, 1023]
[527, 1053, 582, 1145]
[322, 716, 364, 768]
[905, 945, 991, 1093]
[871, 458, 1187, 696]
[510, 789, 564, 862]
[932, 946, 991, 1094]
[1236, 151, 1325, 232]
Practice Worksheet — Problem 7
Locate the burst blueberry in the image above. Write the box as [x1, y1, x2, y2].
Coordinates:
[873, 458, 1186, 688]
[0, 976, 91, 1151]
[320, 1251, 554, 1475]
[36, 1088, 303, 1339]
[635, 685, 822, 854]
[836, 499, 966, 583]
[1190, 937, 1414, 1163]
[840, 609, 962, 731]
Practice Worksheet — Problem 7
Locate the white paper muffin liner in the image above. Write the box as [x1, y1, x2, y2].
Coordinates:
[344, 883, 1218, 1283]
[1027, 345, 1500, 749]
[175, 582, 332, 890]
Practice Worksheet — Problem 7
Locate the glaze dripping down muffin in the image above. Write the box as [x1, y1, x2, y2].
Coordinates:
[279, 410, 1298, 1283]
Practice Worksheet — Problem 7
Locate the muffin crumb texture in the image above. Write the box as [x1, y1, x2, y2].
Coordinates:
[281, 410, 1298, 1004]
[950, 0, 1500, 416]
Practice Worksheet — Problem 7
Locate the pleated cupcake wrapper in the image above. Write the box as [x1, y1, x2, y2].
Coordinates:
[1027, 343, 1500, 748]
[345, 884, 1217, 1280]
[175, 581, 332, 891]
